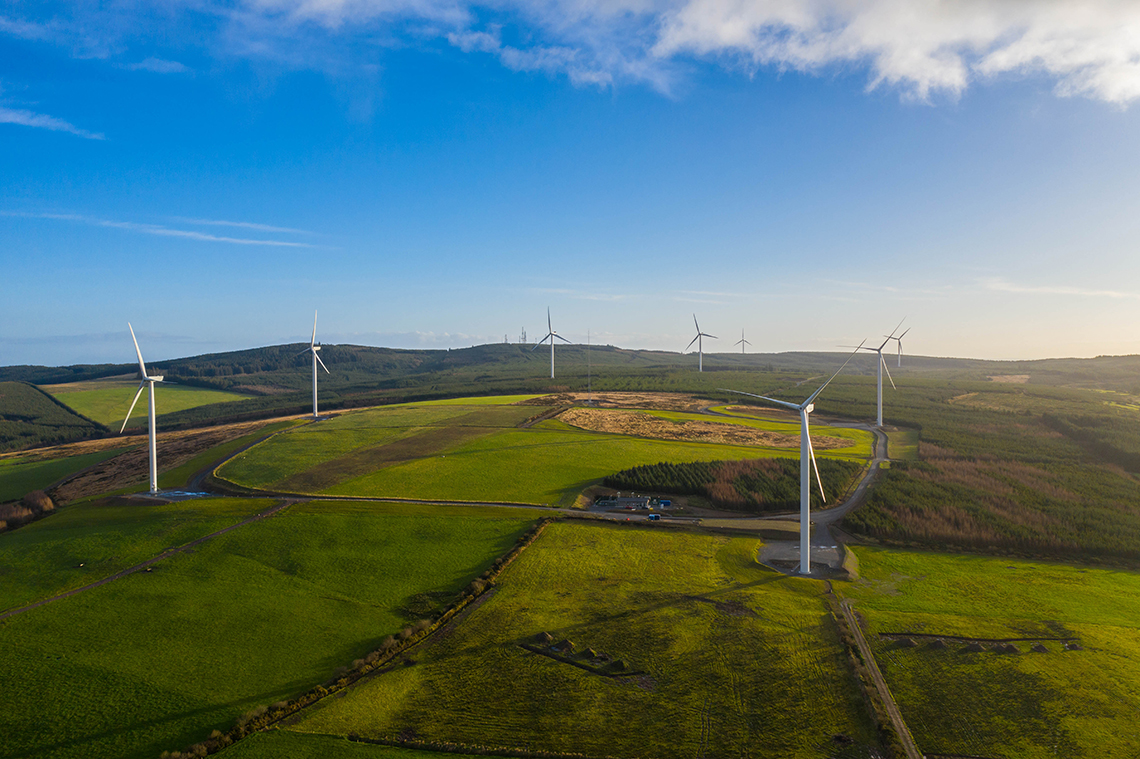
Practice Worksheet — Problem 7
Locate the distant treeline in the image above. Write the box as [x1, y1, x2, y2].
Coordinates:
[604, 458, 864, 513]
[0, 382, 106, 453]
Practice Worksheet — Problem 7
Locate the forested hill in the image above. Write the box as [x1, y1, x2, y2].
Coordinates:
[4, 342, 1140, 394]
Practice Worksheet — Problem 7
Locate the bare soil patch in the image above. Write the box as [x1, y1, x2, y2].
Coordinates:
[517, 392, 714, 412]
[558, 407, 851, 449]
[988, 375, 1030, 384]
[49, 418, 296, 502]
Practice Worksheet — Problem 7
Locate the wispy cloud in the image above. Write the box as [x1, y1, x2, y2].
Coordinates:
[125, 57, 191, 74]
[0, 106, 105, 140]
[2, 211, 316, 247]
[171, 217, 311, 235]
[982, 277, 1140, 299]
[9, 1, 1140, 103]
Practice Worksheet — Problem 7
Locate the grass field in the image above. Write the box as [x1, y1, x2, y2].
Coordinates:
[0, 448, 128, 503]
[0, 501, 537, 759]
[218, 399, 872, 507]
[840, 547, 1140, 758]
[286, 521, 876, 758]
[0, 497, 276, 612]
[884, 428, 919, 461]
[220, 731, 489, 758]
[44, 381, 252, 428]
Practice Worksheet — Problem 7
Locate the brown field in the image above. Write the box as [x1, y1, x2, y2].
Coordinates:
[558, 407, 851, 449]
[518, 391, 714, 412]
[49, 418, 297, 502]
[987, 374, 1030, 384]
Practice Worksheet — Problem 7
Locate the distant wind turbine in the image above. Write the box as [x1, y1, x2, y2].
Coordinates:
[850, 319, 909, 428]
[119, 323, 164, 494]
[533, 308, 570, 379]
[721, 342, 864, 575]
[686, 315, 717, 372]
[297, 311, 330, 418]
[734, 328, 752, 354]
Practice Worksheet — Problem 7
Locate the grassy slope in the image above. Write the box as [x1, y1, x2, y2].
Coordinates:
[0, 448, 127, 502]
[289, 521, 875, 758]
[0, 497, 275, 612]
[220, 731, 488, 758]
[159, 420, 302, 489]
[0, 502, 536, 759]
[46, 382, 251, 428]
[841, 547, 1140, 758]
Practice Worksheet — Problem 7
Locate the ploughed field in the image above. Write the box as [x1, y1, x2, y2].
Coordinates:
[283, 520, 876, 758]
[842, 547, 1140, 758]
[215, 396, 870, 506]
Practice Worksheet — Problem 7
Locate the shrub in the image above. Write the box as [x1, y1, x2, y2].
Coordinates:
[21, 490, 53, 513]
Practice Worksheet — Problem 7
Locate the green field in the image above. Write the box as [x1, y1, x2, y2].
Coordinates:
[0, 448, 128, 503]
[0, 501, 536, 759]
[841, 547, 1140, 757]
[286, 521, 876, 758]
[218, 399, 872, 506]
[44, 381, 252, 428]
[0, 497, 276, 612]
[220, 731, 489, 758]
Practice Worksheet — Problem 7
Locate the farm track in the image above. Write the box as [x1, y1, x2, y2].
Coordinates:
[838, 597, 925, 759]
[0, 499, 294, 621]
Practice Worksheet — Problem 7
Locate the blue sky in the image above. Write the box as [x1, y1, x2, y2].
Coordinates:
[4, 1, 1140, 365]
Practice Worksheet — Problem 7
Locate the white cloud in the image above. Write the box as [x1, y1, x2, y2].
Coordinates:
[0, 106, 105, 139]
[126, 57, 191, 74]
[982, 277, 1140, 299]
[6, 1, 1140, 103]
[2, 211, 316, 247]
[171, 217, 312, 234]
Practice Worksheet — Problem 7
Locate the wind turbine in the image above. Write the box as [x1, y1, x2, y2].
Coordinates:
[119, 323, 164, 495]
[532, 308, 570, 379]
[720, 342, 864, 575]
[298, 311, 329, 418]
[851, 319, 909, 428]
[734, 328, 752, 354]
[686, 315, 717, 372]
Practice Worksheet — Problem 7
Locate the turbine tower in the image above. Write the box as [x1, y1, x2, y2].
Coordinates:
[298, 311, 330, 418]
[721, 342, 864, 575]
[119, 323, 164, 494]
[734, 328, 752, 354]
[852, 319, 909, 428]
[532, 308, 570, 378]
[686, 315, 717, 372]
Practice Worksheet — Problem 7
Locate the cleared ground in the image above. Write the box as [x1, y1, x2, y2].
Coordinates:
[841, 547, 1140, 758]
[43, 380, 252, 428]
[286, 521, 876, 758]
[0, 500, 536, 759]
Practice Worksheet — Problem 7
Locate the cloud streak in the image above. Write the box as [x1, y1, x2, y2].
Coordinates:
[983, 278, 1140, 299]
[3, 211, 316, 247]
[0, 106, 105, 139]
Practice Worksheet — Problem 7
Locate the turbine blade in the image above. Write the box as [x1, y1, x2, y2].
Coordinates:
[120, 381, 146, 434]
[128, 323, 148, 378]
[888, 317, 906, 339]
[719, 388, 800, 411]
[703, 332, 718, 340]
[315, 352, 330, 374]
[295, 348, 311, 358]
[685, 334, 700, 351]
[805, 416, 826, 500]
[311, 311, 318, 348]
[531, 334, 553, 351]
[548, 308, 552, 334]
[881, 354, 896, 390]
[554, 333, 571, 343]
[693, 314, 700, 332]
[804, 340, 866, 406]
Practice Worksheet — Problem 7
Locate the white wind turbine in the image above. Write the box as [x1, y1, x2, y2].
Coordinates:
[686, 315, 717, 372]
[119, 323, 164, 494]
[721, 342, 864, 575]
[852, 319, 909, 428]
[734, 328, 752, 354]
[532, 308, 570, 379]
[298, 311, 330, 418]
